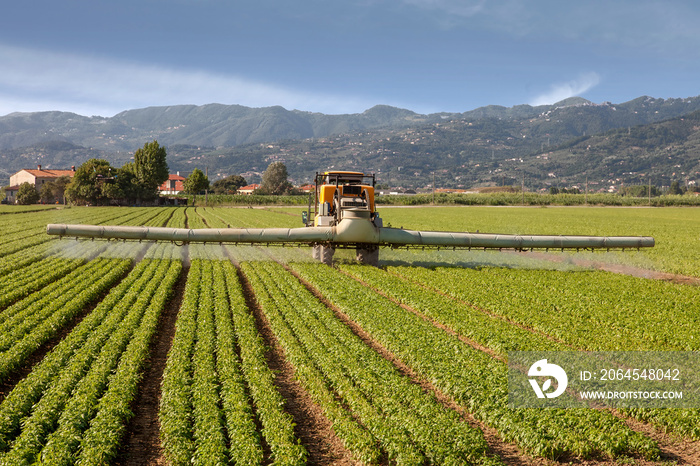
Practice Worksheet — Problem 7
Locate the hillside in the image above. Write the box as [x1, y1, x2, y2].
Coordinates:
[524, 109, 700, 191]
[0, 104, 447, 153]
[2, 96, 700, 189]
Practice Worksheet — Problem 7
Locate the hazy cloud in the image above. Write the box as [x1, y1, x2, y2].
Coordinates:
[0, 45, 375, 117]
[399, 0, 486, 17]
[529, 72, 601, 106]
[398, 0, 700, 56]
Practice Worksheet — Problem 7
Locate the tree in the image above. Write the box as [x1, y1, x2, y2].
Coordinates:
[133, 140, 169, 200]
[39, 182, 56, 204]
[51, 176, 71, 204]
[619, 185, 661, 197]
[38, 176, 72, 204]
[183, 168, 210, 203]
[259, 162, 293, 195]
[212, 175, 247, 194]
[668, 180, 684, 195]
[16, 182, 40, 205]
[116, 162, 144, 204]
[65, 159, 116, 205]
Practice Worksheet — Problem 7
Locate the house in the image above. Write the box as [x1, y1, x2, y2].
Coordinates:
[298, 184, 315, 194]
[9, 165, 76, 189]
[3, 185, 19, 204]
[238, 184, 260, 195]
[159, 173, 186, 195]
[6, 165, 76, 203]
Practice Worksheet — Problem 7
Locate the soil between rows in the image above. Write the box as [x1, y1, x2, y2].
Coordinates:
[236, 263, 359, 465]
[115, 264, 188, 465]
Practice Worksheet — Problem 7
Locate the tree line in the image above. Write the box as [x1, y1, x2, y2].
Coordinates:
[10, 142, 296, 205]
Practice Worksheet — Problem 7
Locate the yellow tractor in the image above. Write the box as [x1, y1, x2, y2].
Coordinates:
[304, 171, 381, 265]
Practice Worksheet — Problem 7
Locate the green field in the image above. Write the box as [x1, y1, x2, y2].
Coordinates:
[0, 205, 698, 465]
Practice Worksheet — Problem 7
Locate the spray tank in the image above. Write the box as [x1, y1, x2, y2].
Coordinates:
[47, 171, 654, 266]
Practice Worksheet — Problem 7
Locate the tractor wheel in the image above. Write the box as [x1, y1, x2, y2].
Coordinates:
[321, 245, 335, 265]
[356, 246, 379, 267]
[312, 244, 321, 261]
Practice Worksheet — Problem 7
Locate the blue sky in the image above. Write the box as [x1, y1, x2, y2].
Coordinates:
[1, 0, 699, 117]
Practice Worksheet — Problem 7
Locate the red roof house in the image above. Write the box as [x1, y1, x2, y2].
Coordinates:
[159, 174, 186, 195]
[238, 184, 260, 195]
[6, 165, 76, 203]
[9, 165, 76, 189]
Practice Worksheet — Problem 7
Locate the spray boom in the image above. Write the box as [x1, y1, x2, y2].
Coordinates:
[46, 171, 655, 266]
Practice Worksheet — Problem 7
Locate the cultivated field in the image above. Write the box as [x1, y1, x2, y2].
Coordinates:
[0, 205, 698, 465]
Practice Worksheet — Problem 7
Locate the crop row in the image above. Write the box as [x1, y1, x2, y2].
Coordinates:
[290, 261, 659, 460]
[194, 207, 229, 228]
[143, 206, 177, 227]
[338, 263, 567, 357]
[160, 257, 306, 465]
[0, 250, 118, 331]
[392, 266, 700, 351]
[0, 210, 64, 237]
[0, 231, 52, 258]
[167, 206, 188, 228]
[217, 255, 307, 465]
[76, 249, 181, 465]
[0, 243, 180, 464]
[0, 205, 56, 215]
[0, 244, 138, 382]
[389, 265, 700, 440]
[243, 259, 499, 465]
[185, 207, 209, 229]
[0, 241, 108, 311]
[215, 253, 305, 466]
[0, 241, 55, 277]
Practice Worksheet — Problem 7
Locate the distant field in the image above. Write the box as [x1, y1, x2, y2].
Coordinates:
[0, 205, 698, 465]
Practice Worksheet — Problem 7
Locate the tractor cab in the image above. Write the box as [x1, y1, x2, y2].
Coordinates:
[302, 171, 382, 265]
[304, 171, 381, 228]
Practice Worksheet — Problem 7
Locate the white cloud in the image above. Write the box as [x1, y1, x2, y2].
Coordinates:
[0, 45, 375, 117]
[529, 72, 601, 106]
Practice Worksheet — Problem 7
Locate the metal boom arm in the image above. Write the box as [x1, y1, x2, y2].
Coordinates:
[47, 222, 654, 250]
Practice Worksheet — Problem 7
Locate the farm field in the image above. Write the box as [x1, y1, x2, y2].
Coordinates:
[0, 205, 699, 465]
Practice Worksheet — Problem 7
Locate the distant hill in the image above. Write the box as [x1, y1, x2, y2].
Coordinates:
[0, 104, 447, 153]
[3, 97, 698, 154]
[521, 109, 700, 190]
[2, 96, 700, 189]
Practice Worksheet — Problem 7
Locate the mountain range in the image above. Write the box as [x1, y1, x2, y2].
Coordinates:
[2, 95, 700, 190]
